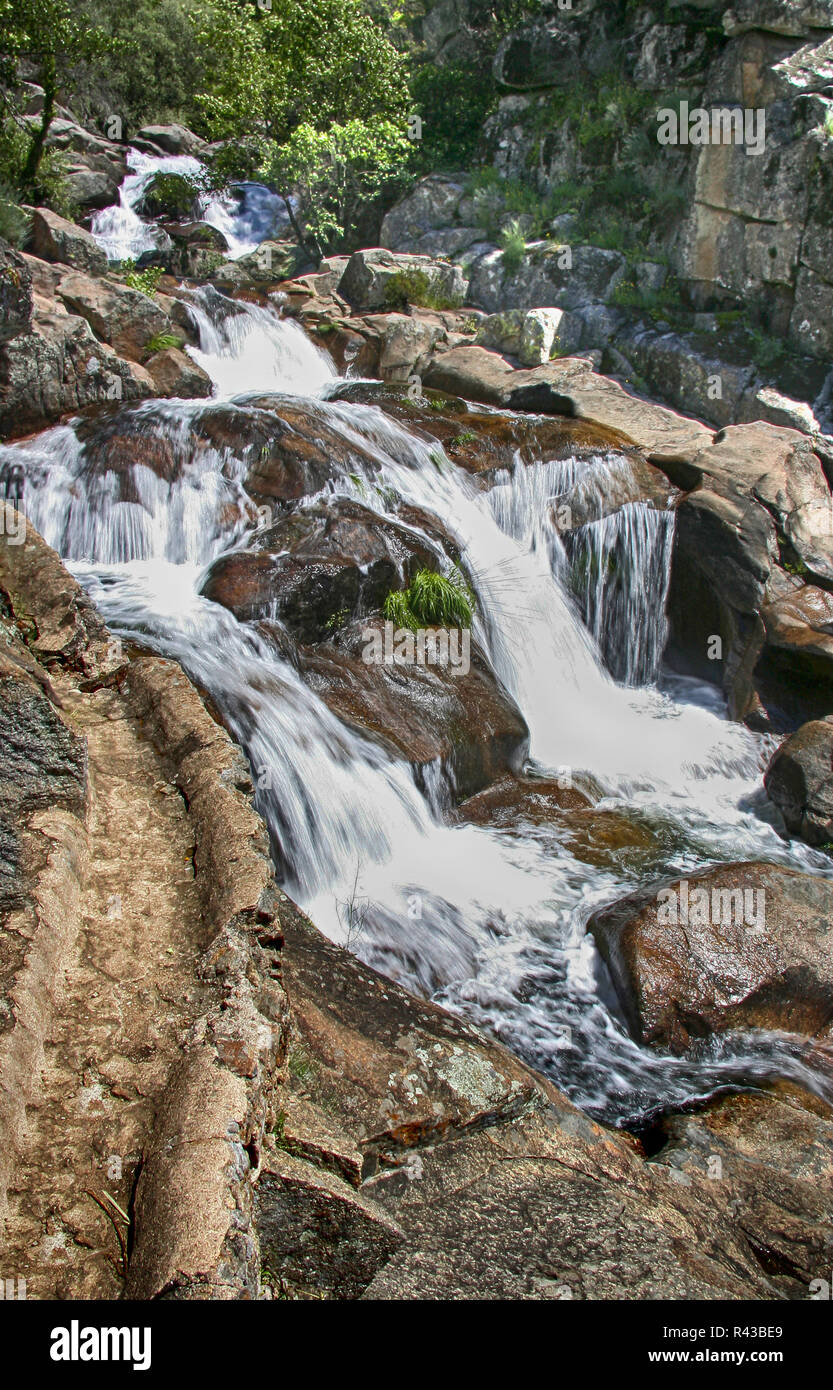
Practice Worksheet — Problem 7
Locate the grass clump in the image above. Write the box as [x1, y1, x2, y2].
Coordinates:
[383, 567, 475, 630]
[143, 331, 183, 358]
[499, 217, 527, 275]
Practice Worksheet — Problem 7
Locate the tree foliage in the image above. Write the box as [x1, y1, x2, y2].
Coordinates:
[0, 0, 113, 188]
[260, 118, 409, 261]
[193, 0, 409, 143]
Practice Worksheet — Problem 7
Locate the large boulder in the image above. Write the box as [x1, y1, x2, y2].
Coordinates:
[476, 306, 583, 365]
[200, 498, 440, 640]
[26, 208, 107, 276]
[235, 240, 311, 284]
[0, 305, 154, 438]
[297, 617, 529, 801]
[589, 862, 833, 1051]
[380, 176, 466, 252]
[663, 423, 833, 720]
[338, 249, 467, 312]
[753, 577, 833, 727]
[655, 1089, 833, 1291]
[56, 270, 171, 361]
[136, 124, 208, 157]
[468, 242, 626, 316]
[0, 242, 33, 344]
[764, 717, 833, 846]
[144, 346, 213, 399]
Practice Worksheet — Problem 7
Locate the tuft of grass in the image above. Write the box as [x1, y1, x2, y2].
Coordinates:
[384, 567, 475, 630]
[499, 218, 527, 276]
[143, 331, 183, 358]
[382, 588, 420, 631]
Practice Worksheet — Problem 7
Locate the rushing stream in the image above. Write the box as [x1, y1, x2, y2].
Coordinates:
[4, 284, 832, 1128]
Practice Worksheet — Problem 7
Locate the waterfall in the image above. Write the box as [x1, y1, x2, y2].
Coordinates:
[90, 150, 289, 263]
[3, 291, 831, 1127]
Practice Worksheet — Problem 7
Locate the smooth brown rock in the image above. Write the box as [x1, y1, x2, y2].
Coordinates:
[590, 861, 833, 1051]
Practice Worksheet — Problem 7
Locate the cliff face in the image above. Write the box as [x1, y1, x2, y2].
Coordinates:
[397, 0, 833, 424]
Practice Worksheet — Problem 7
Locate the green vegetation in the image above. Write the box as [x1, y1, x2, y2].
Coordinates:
[383, 567, 475, 630]
[383, 267, 463, 310]
[138, 170, 201, 220]
[260, 119, 409, 263]
[118, 259, 165, 296]
[499, 217, 527, 275]
[143, 331, 183, 357]
[0, 184, 29, 245]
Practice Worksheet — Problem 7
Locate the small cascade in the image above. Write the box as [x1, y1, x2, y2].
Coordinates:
[90, 150, 289, 263]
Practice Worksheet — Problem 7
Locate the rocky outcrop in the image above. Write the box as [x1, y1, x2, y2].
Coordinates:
[26, 208, 107, 276]
[589, 862, 833, 1051]
[765, 716, 833, 844]
[338, 248, 467, 311]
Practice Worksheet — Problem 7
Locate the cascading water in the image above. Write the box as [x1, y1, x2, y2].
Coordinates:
[90, 150, 290, 263]
[3, 290, 832, 1127]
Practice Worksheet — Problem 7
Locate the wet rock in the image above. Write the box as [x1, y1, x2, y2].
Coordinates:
[297, 616, 529, 800]
[56, 270, 171, 361]
[330, 378, 633, 476]
[201, 499, 439, 640]
[455, 774, 591, 823]
[144, 346, 213, 400]
[589, 862, 833, 1051]
[26, 208, 107, 276]
[455, 776, 671, 878]
[339, 248, 467, 312]
[764, 718, 833, 846]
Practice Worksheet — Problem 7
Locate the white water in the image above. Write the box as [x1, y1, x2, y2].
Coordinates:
[3, 292, 831, 1125]
[90, 150, 289, 263]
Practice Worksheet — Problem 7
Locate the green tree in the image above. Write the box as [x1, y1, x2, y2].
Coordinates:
[0, 0, 113, 191]
[261, 118, 409, 261]
[193, 0, 409, 143]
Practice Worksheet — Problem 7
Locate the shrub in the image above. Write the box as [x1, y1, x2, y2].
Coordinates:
[136, 171, 201, 220]
[118, 259, 165, 296]
[0, 186, 30, 247]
